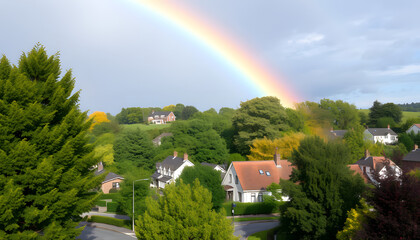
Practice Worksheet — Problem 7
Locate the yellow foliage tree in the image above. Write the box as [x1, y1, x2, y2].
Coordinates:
[163, 104, 176, 112]
[336, 198, 373, 240]
[88, 111, 110, 130]
[248, 132, 305, 160]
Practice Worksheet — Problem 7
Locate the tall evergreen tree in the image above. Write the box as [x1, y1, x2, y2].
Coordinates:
[0, 45, 102, 239]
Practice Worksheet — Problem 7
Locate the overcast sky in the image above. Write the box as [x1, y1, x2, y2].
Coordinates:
[1, 0, 420, 114]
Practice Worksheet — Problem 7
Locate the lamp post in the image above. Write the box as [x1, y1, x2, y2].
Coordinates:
[132, 178, 149, 232]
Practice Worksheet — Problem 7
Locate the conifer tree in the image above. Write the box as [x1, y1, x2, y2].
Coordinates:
[0, 45, 102, 239]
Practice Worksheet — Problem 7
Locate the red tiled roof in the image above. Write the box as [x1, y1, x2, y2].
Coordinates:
[232, 160, 294, 191]
[348, 164, 369, 183]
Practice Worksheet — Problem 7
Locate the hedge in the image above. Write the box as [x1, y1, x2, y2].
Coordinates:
[88, 216, 131, 229]
[95, 200, 107, 207]
[222, 200, 282, 216]
[99, 193, 121, 202]
[106, 202, 120, 213]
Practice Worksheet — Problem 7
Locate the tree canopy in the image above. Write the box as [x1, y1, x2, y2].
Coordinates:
[368, 101, 402, 126]
[135, 180, 237, 240]
[0, 45, 102, 238]
[278, 136, 365, 239]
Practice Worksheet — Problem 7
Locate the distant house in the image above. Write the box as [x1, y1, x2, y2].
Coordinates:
[95, 162, 124, 194]
[152, 132, 173, 146]
[402, 144, 420, 172]
[406, 124, 420, 135]
[328, 129, 348, 140]
[151, 151, 194, 188]
[147, 111, 176, 124]
[201, 162, 226, 179]
[349, 150, 401, 185]
[221, 151, 294, 203]
[363, 125, 398, 144]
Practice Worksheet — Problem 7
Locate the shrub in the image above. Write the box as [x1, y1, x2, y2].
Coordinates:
[109, 188, 119, 193]
[222, 200, 282, 216]
[100, 193, 121, 202]
[107, 202, 120, 213]
[95, 200, 107, 207]
[88, 216, 131, 229]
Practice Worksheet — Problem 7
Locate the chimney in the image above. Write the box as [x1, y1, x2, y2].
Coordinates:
[364, 149, 370, 159]
[274, 148, 281, 167]
[173, 151, 178, 158]
[184, 152, 188, 161]
[98, 161, 104, 172]
[415, 144, 418, 150]
[387, 124, 390, 129]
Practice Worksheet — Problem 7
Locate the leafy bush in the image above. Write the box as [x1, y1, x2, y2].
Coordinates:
[222, 199, 282, 216]
[109, 188, 119, 193]
[95, 200, 107, 207]
[88, 216, 131, 229]
[107, 202, 120, 213]
[100, 193, 121, 202]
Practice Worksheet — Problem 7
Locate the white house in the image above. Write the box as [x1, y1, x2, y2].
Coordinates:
[151, 151, 194, 188]
[364, 126, 398, 144]
[221, 152, 294, 203]
[350, 150, 402, 185]
[406, 124, 420, 135]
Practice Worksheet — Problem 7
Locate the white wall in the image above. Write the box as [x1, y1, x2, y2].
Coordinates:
[407, 125, 420, 134]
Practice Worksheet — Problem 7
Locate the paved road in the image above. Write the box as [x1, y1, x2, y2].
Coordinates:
[77, 226, 135, 240]
[234, 220, 280, 240]
[81, 212, 131, 220]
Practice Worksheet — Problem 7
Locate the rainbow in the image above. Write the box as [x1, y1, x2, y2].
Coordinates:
[126, 0, 300, 108]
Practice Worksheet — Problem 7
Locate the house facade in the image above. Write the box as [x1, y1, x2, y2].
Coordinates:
[402, 145, 420, 172]
[94, 162, 124, 194]
[406, 124, 420, 135]
[150, 151, 194, 188]
[350, 150, 401, 185]
[363, 126, 398, 144]
[221, 152, 294, 203]
[147, 111, 176, 124]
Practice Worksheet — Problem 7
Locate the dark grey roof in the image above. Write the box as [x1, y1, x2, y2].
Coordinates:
[94, 169, 105, 176]
[156, 156, 187, 171]
[151, 172, 161, 179]
[152, 132, 173, 144]
[366, 128, 397, 136]
[148, 111, 171, 117]
[403, 149, 420, 162]
[356, 157, 374, 168]
[332, 130, 348, 137]
[103, 172, 124, 183]
[201, 162, 218, 168]
[159, 176, 172, 182]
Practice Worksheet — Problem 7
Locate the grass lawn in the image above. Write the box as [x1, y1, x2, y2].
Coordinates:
[359, 109, 420, 122]
[248, 226, 281, 240]
[121, 123, 171, 132]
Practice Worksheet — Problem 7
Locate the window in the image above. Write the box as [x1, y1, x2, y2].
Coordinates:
[258, 193, 263, 202]
[235, 175, 238, 184]
[238, 192, 242, 202]
[266, 171, 271, 176]
[229, 174, 232, 183]
[259, 170, 264, 175]
[251, 193, 256, 202]
[112, 182, 120, 189]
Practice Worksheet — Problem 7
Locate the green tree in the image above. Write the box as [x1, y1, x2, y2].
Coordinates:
[181, 105, 199, 120]
[178, 165, 225, 209]
[135, 180, 237, 240]
[319, 99, 360, 129]
[173, 103, 185, 119]
[398, 133, 414, 152]
[0, 45, 102, 238]
[343, 127, 366, 160]
[279, 136, 365, 239]
[336, 198, 373, 240]
[368, 101, 402, 127]
[113, 128, 155, 172]
[232, 96, 290, 155]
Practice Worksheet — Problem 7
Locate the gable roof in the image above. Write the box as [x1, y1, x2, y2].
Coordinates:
[348, 164, 369, 183]
[232, 160, 294, 191]
[414, 124, 420, 129]
[366, 128, 397, 136]
[152, 132, 173, 144]
[355, 156, 396, 172]
[403, 149, 420, 162]
[156, 156, 187, 171]
[148, 111, 172, 117]
[102, 172, 124, 183]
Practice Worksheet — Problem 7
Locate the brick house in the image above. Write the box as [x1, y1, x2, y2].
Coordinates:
[95, 162, 124, 193]
[402, 144, 420, 172]
[221, 151, 294, 202]
[147, 111, 176, 124]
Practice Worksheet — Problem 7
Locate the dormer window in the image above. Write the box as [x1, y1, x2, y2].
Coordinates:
[266, 171, 271, 176]
[259, 170, 264, 175]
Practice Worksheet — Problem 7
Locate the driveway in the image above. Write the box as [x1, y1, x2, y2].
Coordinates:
[234, 220, 280, 240]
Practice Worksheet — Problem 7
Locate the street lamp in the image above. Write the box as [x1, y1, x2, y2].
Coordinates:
[132, 178, 149, 232]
